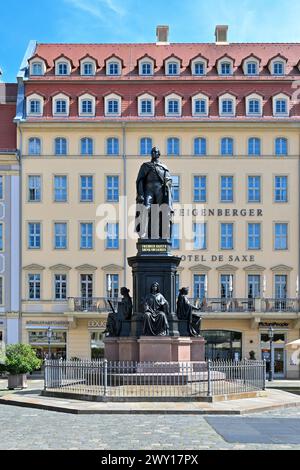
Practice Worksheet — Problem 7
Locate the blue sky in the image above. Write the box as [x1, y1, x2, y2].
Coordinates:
[1, 0, 300, 82]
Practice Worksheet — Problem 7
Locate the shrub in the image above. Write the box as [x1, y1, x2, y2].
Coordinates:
[3, 344, 42, 375]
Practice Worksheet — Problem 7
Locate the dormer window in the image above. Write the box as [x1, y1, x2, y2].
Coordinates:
[82, 100, 92, 113]
[79, 94, 96, 116]
[104, 93, 121, 117]
[165, 94, 182, 116]
[141, 62, 152, 75]
[219, 93, 236, 117]
[165, 57, 181, 76]
[31, 62, 43, 76]
[52, 93, 70, 116]
[138, 56, 155, 76]
[222, 100, 233, 113]
[273, 94, 289, 117]
[83, 63, 93, 75]
[247, 62, 258, 75]
[246, 93, 263, 116]
[26, 94, 44, 117]
[221, 62, 231, 75]
[30, 100, 41, 114]
[273, 61, 284, 75]
[194, 62, 205, 75]
[56, 61, 70, 76]
[192, 93, 209, 117]
[249, 99, 260, 114]
[242, 56, 260, 76]
[168, 62, 179, 75]
[138, 94, 155, 117]
[106, 60, 121, 76]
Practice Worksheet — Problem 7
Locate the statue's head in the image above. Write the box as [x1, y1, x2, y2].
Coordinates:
[179, 287, 189, 296]
[150, 282, 160, 294]
[120, 287, 130, 296]
[151, 146, 160, 161]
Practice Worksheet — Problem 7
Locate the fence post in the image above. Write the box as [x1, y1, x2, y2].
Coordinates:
[262, 359, 266, 390]
[103, 359, 108, 396]
[44, 359, 48, 390]
[207, 360, 212, 397]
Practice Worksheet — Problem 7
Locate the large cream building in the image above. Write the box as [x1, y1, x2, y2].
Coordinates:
[15, 26, 300, 377]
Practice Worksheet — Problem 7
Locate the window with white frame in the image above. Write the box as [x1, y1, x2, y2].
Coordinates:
[106, 176, 119, 202]
[167, 137, 180, 156]
[191, 59, 207, 76]
[194, 137, 207, 156]
[54, 223, 67, 249]
[248, 137, 261, 156]
[243, 58, 259, 76]
[54, 274, 67, 300]
[55, 137, 67, 156]
[55, 60, 70, 76]
[54, 175, 67, 202]
[218, 60, 233, 75]
[30, 61, 44, 76]
[28, 175, 41, 202]
[80, 175, 93, 202]
[28, 137, 41, 156]
[27, 94, 43, 116]
[219, 94, 236, 116]
[192, 93, 208, 116]
[140, 137, 153, 156]
[79, 94, 95, 116]
[106, 137, 119, 155]
[139, 59, 154, 76]
[246, 93, 263, 116]
[106, 59, 121, 76]
[28, 273, 41, 300]
[275, 137, 288, 156]
[273, 94, 289, 116]
[106, 223, 119, 249]
[221, 137, 234, 156]
[165, 58, 180, 76]
[52, 94, 69, 116]
[80, 223, 93, 249]
[80, 137, 94, 156]
[80, 59, 96, 76]
[272, 60, 285, 76]
[105, 94, 121, 117]
[138, 94, 155, 116]
[28, 222, 41, 249]
[165, 94, 182, 116]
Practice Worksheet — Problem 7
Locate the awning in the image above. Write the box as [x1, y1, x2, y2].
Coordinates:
[285, 339, 300, 349]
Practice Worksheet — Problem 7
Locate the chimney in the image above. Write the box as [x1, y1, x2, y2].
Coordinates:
[215, 25, 229, 44]
[156, 25, 169, 44]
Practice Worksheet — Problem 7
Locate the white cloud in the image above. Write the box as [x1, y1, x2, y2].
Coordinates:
[64, 0, 126, 20]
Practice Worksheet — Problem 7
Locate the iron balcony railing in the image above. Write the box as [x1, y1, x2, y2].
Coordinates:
[44, 359, 266, 400]
[189, 297, 300, 313]
[70, 297, 122, 313]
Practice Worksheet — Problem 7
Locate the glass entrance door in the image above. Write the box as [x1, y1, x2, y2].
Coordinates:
[275, 275, 287, 311]
[261, 333, 286, 378]
[81, 274, 93, 310]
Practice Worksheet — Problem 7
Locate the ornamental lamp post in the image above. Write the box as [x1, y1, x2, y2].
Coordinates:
[268, 325, 274, 382]
[47, 326, 52, 361]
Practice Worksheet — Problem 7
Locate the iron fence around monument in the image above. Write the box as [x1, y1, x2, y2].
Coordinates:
[44, 359, 266, 400]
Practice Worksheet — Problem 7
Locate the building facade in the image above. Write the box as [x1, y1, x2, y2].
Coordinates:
[15, 26, 300, 377]
[0, 82, 20, 348]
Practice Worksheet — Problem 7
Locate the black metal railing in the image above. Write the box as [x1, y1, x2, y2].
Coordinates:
[44, 359, 266, 399]
[188, 297, 299, 313]
[71, 297, 121, 312]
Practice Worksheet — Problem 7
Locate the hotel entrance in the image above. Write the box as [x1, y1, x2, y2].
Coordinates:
[261, 332, 286, 378]
[202, 330, 242, 361]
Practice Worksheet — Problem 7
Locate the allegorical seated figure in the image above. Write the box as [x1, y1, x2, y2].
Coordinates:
[176, 287, 202, 337]
[104, 287, 133, 337]
[143, 282, 170, 336]
[119, 287, 133, 321]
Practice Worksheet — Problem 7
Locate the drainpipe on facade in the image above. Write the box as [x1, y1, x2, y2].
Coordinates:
[122, 123, 127, 286]
[17, 121, 22, 344]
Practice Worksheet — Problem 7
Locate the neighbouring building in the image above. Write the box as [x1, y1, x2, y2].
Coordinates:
[0, 80, 20, 348]
[15, 26, 300, 377]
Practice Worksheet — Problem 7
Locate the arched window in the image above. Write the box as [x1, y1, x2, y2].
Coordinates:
[81, 100, 93, 114]
[80, 137, 93, 156]
[28, 138, 41, 156]
[167, 137, 180, 156]
[221, 137, 233, 156]
[275, 137, 288, 156]
[31, 62, 43, 76]
[140, 137, 152, 156]
[194, 137, 207, 156]
[248, 138, 261, 156]
[55, 138, 67, 156]
[106, 138, 119, 156]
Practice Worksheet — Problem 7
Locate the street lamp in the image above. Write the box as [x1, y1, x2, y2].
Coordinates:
[47, 326, 52, 360]
[268, 326, 274, 382]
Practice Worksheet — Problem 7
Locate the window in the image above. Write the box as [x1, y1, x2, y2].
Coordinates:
[171, 223, 180, 249]
[106, 223, 119, 249]
[54, 274, 67, 300]
[28, 274, 41, 300]
[81, 100, 93, 114]
[57, 62, 69, 75]
[275, 99, 288, 115]
[108, 62, 120, 75]
[221, 223, 233, 250]
[138, 94, 155, 117]
[221, 99, 233, 115]
[167, 99, 180, 115]
[31, 62, 43, 75]
[247, 62, 257, 75]
[220, 176, 233, 202]
[55, 100, 67, 114]
[194, 274, 206, 299]
[193, 223, 207, 250]
[0, 224, 3, 251]
[141, 62, 152, 75]
[248, 275, 261, 298]
[30, 100, 42, 115]
[248, 223, 261, 250]
[106, 137, 119, 155]
[141, 100, 153, 115]
[194, 62, 205, 75]
[81, 137, 93, 156]
[194, 99, 207, 114]
[273, 61, 284, 75]
[220, 62, 232, 75]
[80, 223, 93, 249]
[28, 176, 41, 202]
[248, 99, 260, 115]
[55, 137, 67, 156]
[248, 176, 261, 203]
[106, 274, 119, 298]
[54, 176, 67, 202]
[194, 137, 207, 156]
[106, 176, 119, 202]
[140, 137, 152, 156]
[81, 274, 93, 299]
[82, 62, 94, 76]
[171, 175, 180, 202]
[220, 274, 234, 298]
[221, 137, 233, 156]
[28, 222, 41, 249]
[108, 100, 119, 114]
[28, 137, 41, 155]
[248, 137, 261, 156]
[275, 137, 287, 156]
[167, 62, 179, 75]
[0, 277, 3, 305]
[167, 137, 180, 156]
[274, 176, 288, 202]
[0, 176, 3, 200]
[80, 176, 93, 202]
[54, 223, 67, 249]
[275, 275, 287, 299]
[27, 95, 43, 116]
[274, 223, 288, 250]
[194, 176, 206, 202]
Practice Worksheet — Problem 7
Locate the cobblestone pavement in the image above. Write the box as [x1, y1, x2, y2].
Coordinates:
[0, 404, 300, 450]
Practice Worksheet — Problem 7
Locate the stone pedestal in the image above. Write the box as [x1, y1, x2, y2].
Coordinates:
[104, 335, 206, 362]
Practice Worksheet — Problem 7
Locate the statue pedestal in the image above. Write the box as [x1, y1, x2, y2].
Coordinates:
[127, 239, 181, 336]
[104, 336, 206, 362]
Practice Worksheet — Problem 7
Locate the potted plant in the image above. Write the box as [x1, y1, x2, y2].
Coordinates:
[3, 344, 42, 390]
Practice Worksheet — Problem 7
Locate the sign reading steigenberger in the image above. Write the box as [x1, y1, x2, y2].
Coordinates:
[174, 208, 263, 217]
